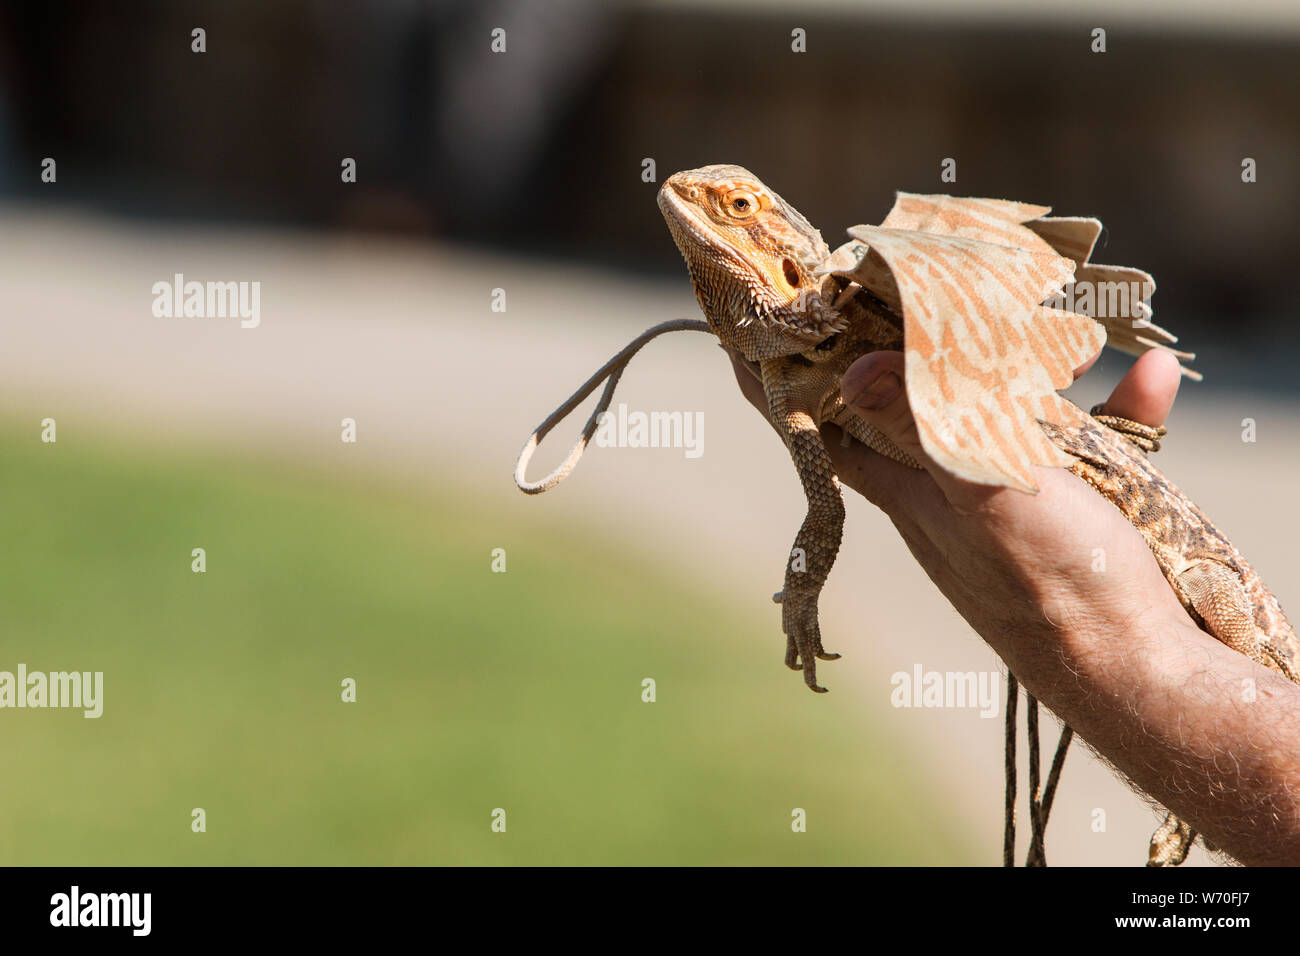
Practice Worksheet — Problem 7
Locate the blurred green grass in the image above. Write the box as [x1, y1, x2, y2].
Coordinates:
[0, 423, 973, 864]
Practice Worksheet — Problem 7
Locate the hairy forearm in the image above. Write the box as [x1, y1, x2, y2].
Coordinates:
[733, 351, 1300, 864]
[994, 603, 1300, 866]
[829, 424, 1300, 865]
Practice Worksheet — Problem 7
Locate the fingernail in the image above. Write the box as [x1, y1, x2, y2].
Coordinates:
[846, 370, 901, 410]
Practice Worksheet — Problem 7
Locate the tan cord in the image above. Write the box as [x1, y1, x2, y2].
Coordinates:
[1090, 404, 1168, 454]
[514, 319, 713, 493]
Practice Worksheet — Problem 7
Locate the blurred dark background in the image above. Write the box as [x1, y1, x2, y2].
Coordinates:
[2, 0, 1298, 354]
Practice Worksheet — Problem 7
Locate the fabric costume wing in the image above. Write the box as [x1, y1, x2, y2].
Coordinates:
[1024, 214, 1195, 374]
[878, 193, 1197, 374]
[820, 219, 1099, 492]
[818, 193, 1200, 492]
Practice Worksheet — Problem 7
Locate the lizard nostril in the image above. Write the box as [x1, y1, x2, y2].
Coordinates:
[782, 258, 801, 288]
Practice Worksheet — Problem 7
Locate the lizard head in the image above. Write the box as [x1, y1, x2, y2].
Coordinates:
[658, 164, 847, 359]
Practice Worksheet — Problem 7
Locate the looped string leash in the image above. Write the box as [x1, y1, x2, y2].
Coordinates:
[514, 319, 713, 494]
[521, 323, 1180, 865]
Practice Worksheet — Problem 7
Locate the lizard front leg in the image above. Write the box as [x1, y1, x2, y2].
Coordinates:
[762, 358, 846, 692]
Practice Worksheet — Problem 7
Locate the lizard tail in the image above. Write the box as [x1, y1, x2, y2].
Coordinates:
[514, 318, 713, 494]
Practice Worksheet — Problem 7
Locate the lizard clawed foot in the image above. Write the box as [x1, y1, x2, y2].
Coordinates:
[1261, 643, 1300, 683]
[1148, 812, 1196, 867]
[775, 589, 839, 692]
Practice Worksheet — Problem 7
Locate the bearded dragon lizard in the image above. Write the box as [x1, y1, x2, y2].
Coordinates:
[655, 164, 1297, 684]
[516, 164, 1299, 864]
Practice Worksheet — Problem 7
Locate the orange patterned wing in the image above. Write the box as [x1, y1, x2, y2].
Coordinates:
[823, 223, 1104, 492]
[883, 194, 1198, 378]
[880, 193, 1055, 250]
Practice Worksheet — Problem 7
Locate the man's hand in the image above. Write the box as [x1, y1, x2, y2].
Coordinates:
[730, 346, 1300, 865]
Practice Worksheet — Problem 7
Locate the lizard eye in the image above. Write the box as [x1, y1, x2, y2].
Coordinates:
[724, 190, 758, 218]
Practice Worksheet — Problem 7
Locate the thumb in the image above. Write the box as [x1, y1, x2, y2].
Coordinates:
[841, 351, 927, 465]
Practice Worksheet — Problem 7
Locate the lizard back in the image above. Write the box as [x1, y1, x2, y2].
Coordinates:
[1044, 415, 1298, 669]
